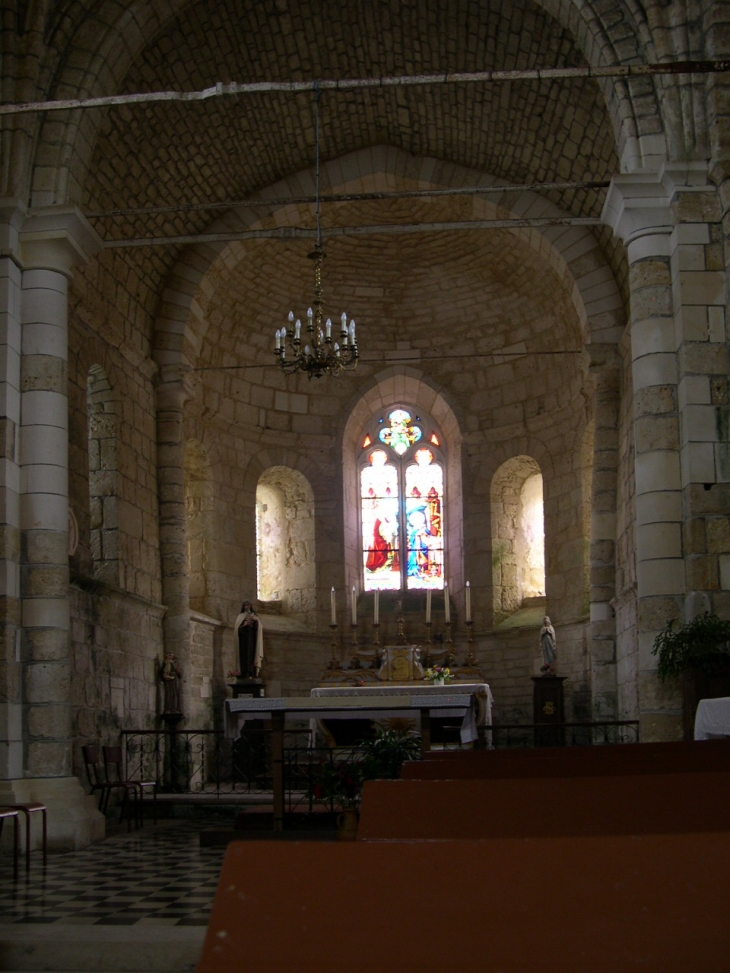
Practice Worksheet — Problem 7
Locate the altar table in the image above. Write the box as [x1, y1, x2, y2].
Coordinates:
[223, 694, 480, 830]
[694, 696, 730, 740]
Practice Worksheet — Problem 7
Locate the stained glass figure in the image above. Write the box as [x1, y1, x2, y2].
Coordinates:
[378, 408, 422, 456]
[405, 450, 444, 588]
[361, 449, 400, 590]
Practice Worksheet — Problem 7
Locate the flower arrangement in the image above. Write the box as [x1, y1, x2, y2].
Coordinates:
[226, 670, 241, 680]
[424, 666, 454, 684]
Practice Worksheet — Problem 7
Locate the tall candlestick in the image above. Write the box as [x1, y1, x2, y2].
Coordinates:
[444, 581, 450, 623]
[426, 589, 432, 625]
[330, 587, 336, 626]
[374, 590, 379, 625]
[465, 581, 471, 622]
[351, 586, 357, 625]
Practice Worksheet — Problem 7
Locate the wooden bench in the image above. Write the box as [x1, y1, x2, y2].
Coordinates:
[357, 771, 730, 840]
[198, 833, 730, 973]
[402, 738, 730, 779]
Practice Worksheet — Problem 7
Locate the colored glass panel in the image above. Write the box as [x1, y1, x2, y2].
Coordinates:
[404, 449, 444, 589]
[361, 450, 400, 590]
[378, 408, 422, 456]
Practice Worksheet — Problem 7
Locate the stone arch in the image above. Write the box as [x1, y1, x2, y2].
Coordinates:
[184, 437, 214, 614]
[152, 149, 624, 374]
[341, 366, 465, 602]
[491, 456, 546, 625]
[256, 466, 316, 619]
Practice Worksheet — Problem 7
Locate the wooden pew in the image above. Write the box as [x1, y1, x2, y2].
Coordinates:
[357, 771, 730, 841]
[198, 834, 730, 973]
[402, 738, 730, 779]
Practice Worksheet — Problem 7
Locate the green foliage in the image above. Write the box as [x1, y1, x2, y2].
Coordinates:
[309, 728, 422, 810]
[359, 727, 422, 782]
[652, 613, 730, 681]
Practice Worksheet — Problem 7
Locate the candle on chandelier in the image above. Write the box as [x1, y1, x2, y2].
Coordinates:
[465, 581, 471, 622]
[330, 587, 336, 626]
[444, 582, 450, 623]
[426, 589, 432, 624]
[351, 586, 357, 625]
[374, 590, 380, 625]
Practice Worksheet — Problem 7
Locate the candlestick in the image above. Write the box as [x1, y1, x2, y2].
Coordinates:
[444, 582, 450, 623]
[327, 622, 341, 669]
[371, 622, 381, 668]
[465, 581, 471, 623]
[426, 589, 432, 625]
[330, 587, 336, 626]
[351, 586, 357, 625]
[373, 590, 379, 625]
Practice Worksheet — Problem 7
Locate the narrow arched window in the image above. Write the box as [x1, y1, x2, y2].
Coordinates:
[359, 408, 445, 591]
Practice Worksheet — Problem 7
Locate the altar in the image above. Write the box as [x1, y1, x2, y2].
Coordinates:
[310, 682, 492, 747]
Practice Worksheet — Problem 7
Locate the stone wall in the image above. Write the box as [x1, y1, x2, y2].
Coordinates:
[69, 580, 165, 784]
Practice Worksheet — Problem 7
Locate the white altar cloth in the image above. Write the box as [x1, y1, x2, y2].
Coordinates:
[224, 693, 477, 742]
[311, 682, 493, 726]
[694, 696, 730, 740]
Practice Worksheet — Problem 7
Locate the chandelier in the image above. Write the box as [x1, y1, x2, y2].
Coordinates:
[274, 83, 358, 379]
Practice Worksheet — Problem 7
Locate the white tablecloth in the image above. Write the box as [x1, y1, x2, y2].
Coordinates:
[694, 696, 730, 740]
[224, 693, 478, 742]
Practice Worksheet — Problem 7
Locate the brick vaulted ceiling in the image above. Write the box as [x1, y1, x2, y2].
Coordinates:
[76, 0, 624, 372]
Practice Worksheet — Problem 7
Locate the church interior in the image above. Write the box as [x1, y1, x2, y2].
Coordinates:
[2, 0, 730, 969]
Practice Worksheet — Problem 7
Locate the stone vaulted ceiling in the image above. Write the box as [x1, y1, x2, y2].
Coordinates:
[71, 0, 624, 374]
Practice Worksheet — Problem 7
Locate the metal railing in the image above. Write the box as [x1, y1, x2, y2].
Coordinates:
[121, 719, 639, 800]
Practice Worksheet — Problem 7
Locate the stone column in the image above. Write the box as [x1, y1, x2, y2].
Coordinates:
[0, 206, 105, 851]
[586, 349, 620, 721]
[0, 203, 25, 787]
[156, 365, 195, 720]
[603, 162, 727, 740]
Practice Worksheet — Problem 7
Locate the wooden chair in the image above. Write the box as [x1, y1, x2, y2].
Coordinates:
[103, 745, 157, 826]
[82, 744, 139, 831]
[0, 807, 20, 879]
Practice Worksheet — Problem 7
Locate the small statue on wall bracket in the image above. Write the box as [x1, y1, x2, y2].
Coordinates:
[539, 615, 557, 676]
[161, 651, 183, 714]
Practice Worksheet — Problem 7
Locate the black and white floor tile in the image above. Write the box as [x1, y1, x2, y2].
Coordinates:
[0, 821, 225, 927]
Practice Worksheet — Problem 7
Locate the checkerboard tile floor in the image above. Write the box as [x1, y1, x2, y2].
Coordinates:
[0, 820, 225, 927]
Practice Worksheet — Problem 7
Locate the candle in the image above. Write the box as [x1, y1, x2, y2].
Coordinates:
[426, 589, 432, 624]
[444, 582, 450, 623]
[351, 586, 357, 625]
[465, 581, 471, 622]
[374, 590, 379, 625]
[330, 587, 336, 626]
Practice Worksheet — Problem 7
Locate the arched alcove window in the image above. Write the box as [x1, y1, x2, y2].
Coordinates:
[359, 407, 445, 591]
[256, 467, 316, 616]
[491, 456, 545, 623]
[87, 365, 119, 585]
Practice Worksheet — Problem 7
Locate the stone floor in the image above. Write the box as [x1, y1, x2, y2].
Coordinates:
[0, 819, 229, 972]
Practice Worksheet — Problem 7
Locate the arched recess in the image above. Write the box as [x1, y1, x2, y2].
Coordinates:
[184, 438, 215, 614]
[151, 148, 624, 375]
[256, 467, 316, 616]
[86, 364, 120, 585]
[491, 456, 546, 625]
[341, 366, 465, 604]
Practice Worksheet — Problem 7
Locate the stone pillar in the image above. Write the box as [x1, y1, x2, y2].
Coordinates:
[586, 350, 620, 721]
[603, 162, 728, 740]
[156, 366, 195, 720]
[0, 205, 105, 851]
[0, 203, 25, 787]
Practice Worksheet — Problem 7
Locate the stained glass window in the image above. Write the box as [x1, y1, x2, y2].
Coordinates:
[360, 410, 445, 591]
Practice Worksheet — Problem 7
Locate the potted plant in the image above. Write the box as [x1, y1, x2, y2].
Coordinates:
[359, 727, 422, 781]
[651, 613, 730, 740]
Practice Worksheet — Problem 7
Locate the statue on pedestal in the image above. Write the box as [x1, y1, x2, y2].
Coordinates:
[234, 600, 264, 679]
[539, 616, 557, 675]
[161, 651, 183, 714]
